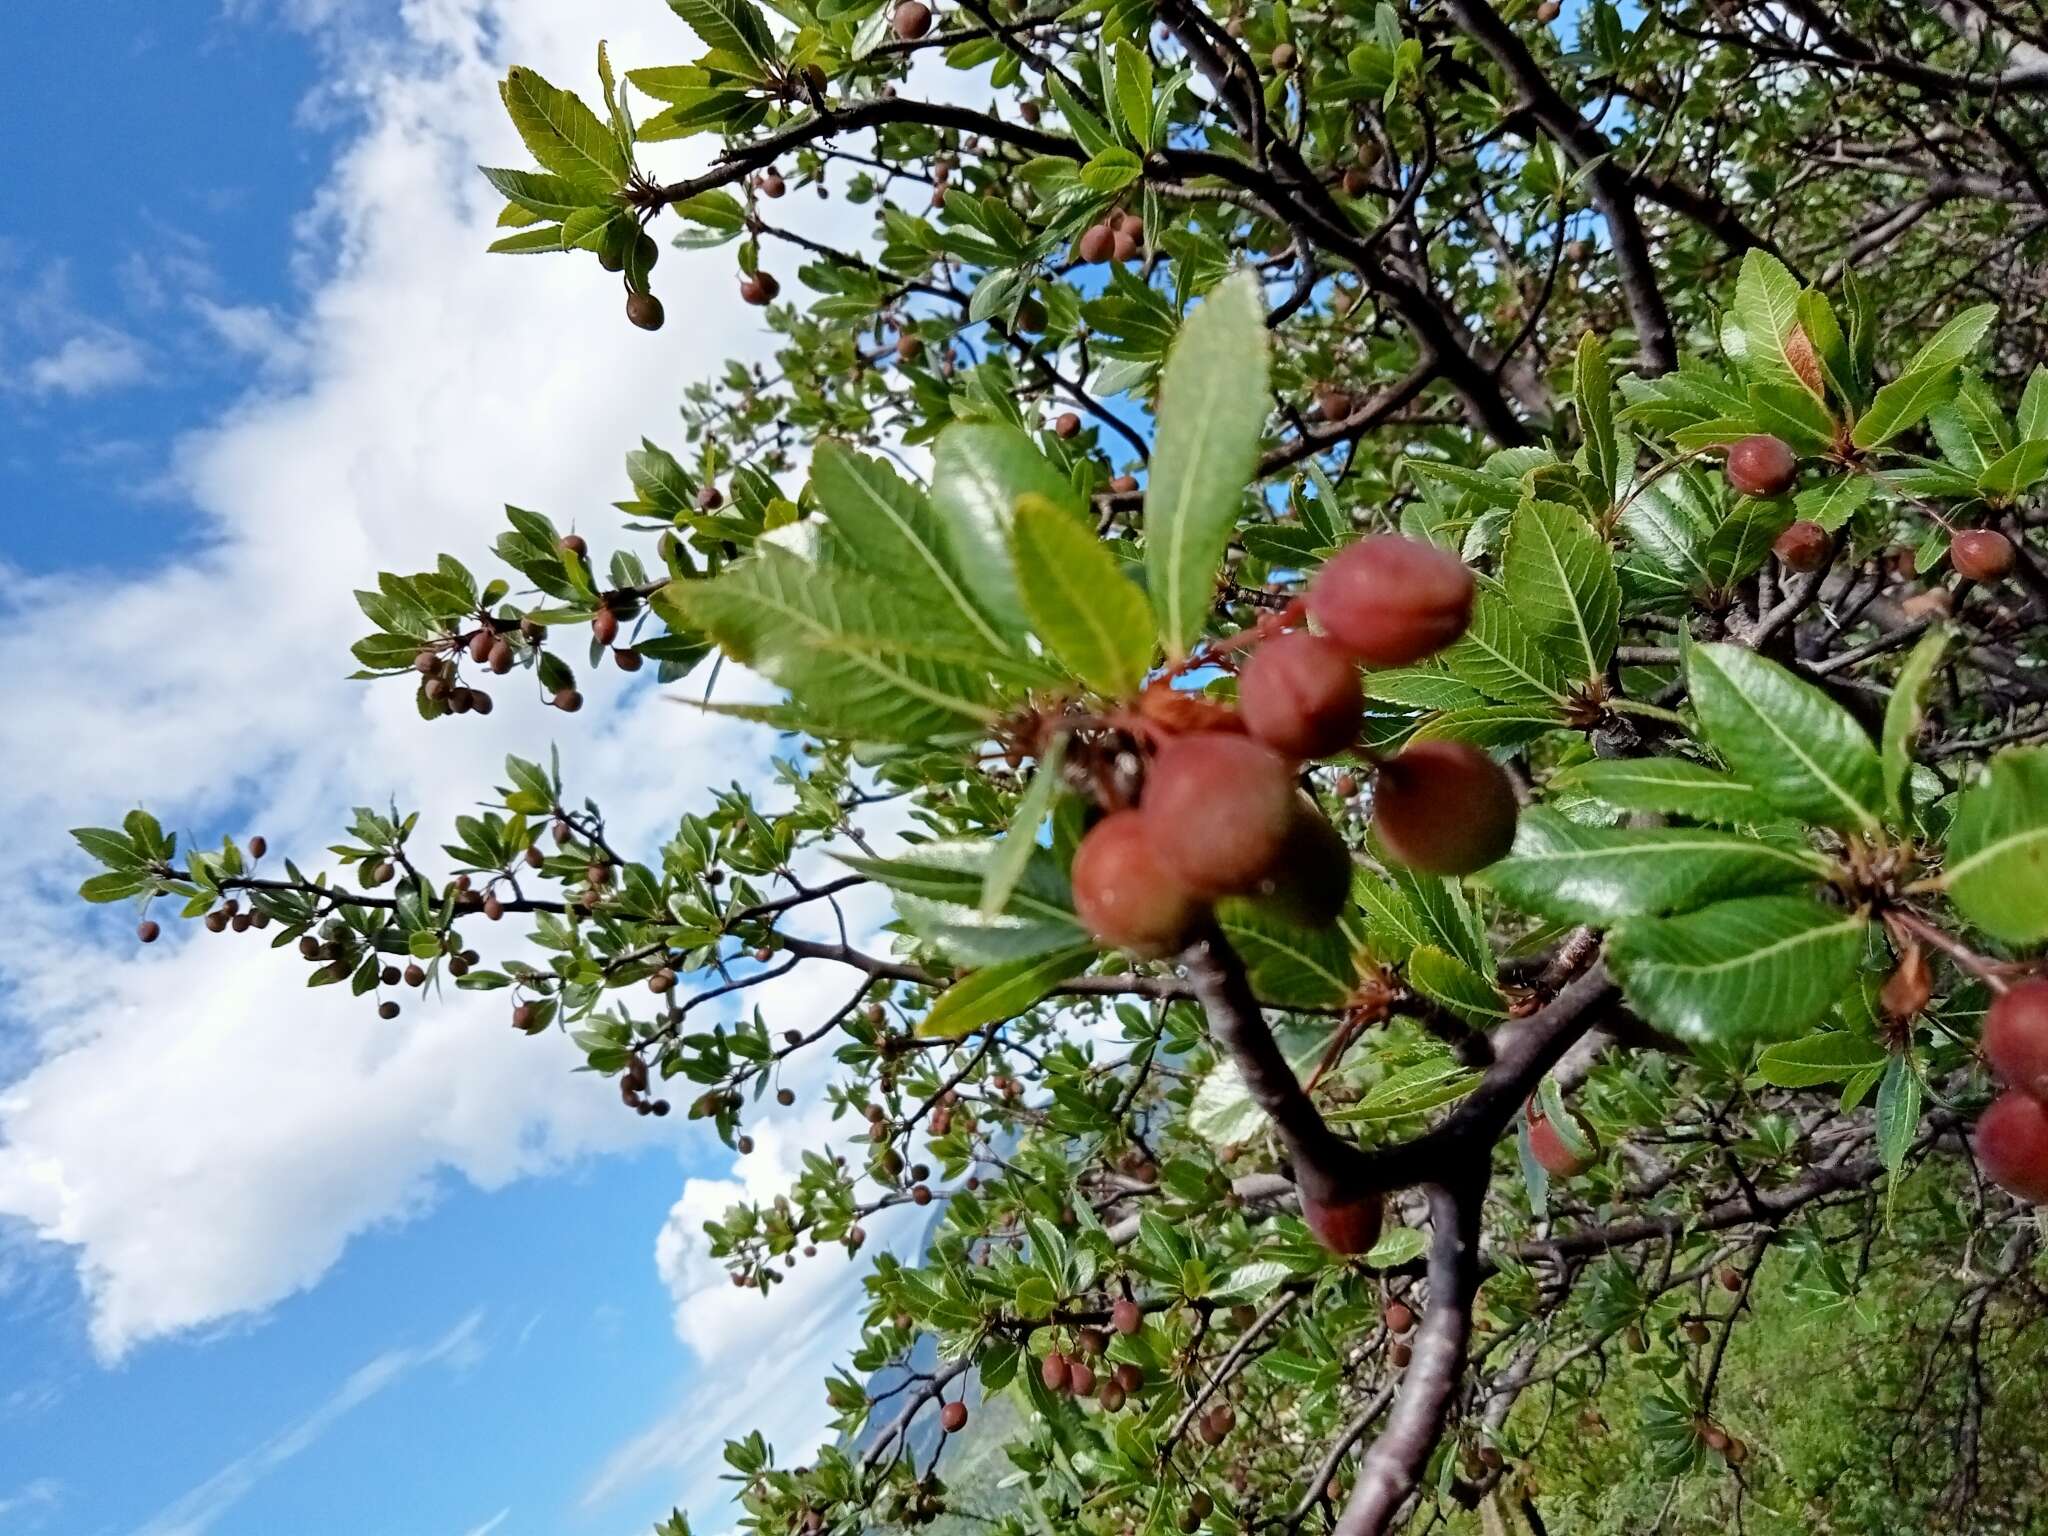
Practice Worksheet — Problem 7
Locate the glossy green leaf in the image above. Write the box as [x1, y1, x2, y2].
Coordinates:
[1574, 332, 1618, 501]
[1010, 494, 1155, 697]
[1501, 499, 1619, 681]
[499, 67, 627, 194]
[1687, 642, 1883, 832]
[1732, 251, 1814, 395]
[1754, 1031, 1891, 1088]
[1881, 627, 1950, 828]
[1550, 757, 1778, 825]
[918, 945, 1095, 1038]
[1875, 1054, 1922, 1177]
[1851, 366, 1957, 449]
[1145, 272, 1269, 657]
[931, 422, 1083, 636]
[1944, 747, 2048, 944]
[1441, 590, 1572, 705]
[1483, 808, 1827, 924]
[1214, 897, 1360, 1007]
[1900, 302, 1997, 378]
[842, 840, 1086, 965]
[1405, 944, 1508, 1023]
[1607, 895, 1868, 1045]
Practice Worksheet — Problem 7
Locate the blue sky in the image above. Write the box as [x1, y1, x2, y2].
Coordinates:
[0, 6, 904, 1534]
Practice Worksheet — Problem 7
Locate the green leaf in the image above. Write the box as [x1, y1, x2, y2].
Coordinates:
[811, 440, 1021, 653]
[1703, 499, 1795, 589]
[1980, 439, 2048, 498]
[1405, 944, 1508, 1023]
[1501, 500, 1619, 682]
[1010, 494, 1155, 697]
[1550, 757, 1779, 825]
[1214, 899, 1360, 1007]
[1881, 627, 1950, 828]
[1732, 251, 1815, 395]
[499, 67, 628, 194]
[2019, 367, 2048, 442]
[1900, 303, 1997, 378]
[1441, 590, 1572, 705]
[1407, 704, 1564, 749]
[1851, 367, 1958, 450]
[79, 871, 150, 903]
[477, 166, 602, 221]
[1755, 1031, 1890, 1088]
[1483, 808, 1827, 925]
[667, 0, 782, 72]
[1113, 40, 1155, 150]
[931, 423, 1082, 636]
[1607, 895, 1867, 1045]
[918, 946, 1095, 1038]
[981, 735, 1065, 917]
[1145, 272, 1269, 658]
[488, 225, 569, 255]
[1687, 642, 1882, 832]
[672, 545, 1015, 743]
[841, 840, 1086, 965]
[1331, 1056, 1480, 1124]
[1079, 146, 1143, 192]
[1875, 1054, 1922, 1177]
[1795, 474, 1875, 533]
[1574, 332, 1618, 502]
[1944, 747, 2048, 945]
[73, 826, 142, 869]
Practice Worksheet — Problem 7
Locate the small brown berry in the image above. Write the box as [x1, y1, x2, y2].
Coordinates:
[592, 607, 620, 645]
[379, 1001, 400, 1020]
[248, 835, 268, 859]
[1270, 40, 1296, 68]
[1772, 520, 1829, 572]
[1077, 223, 1114, 264]
[1725, 434, 1799, 497]
[1954, 529, 2016, 583]
[626, 291, 665, 331]
[940, 1400, 967, 1432]
[893, 0, 932, 38]
[740, 270, 780, 305]
[554, 687, 583, 712]
[559, 534, 588, 558]
[137, 920, 161, 943]
[1054, 411, 1081, 439]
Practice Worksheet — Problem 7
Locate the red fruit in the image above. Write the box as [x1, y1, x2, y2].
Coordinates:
[1250, 806, 1352, 929]
[625, 291, 665, 331]
[1954, 529, 2016, 583]
[1077, 223, 1114, 264]
[1984, 979, 2048, 1099]
[1041, 1351, 1071, 1392]
[554, 687, 584, 712]
[1314, 386, 1353, 422]
[559, 534, 588, 558]
[1108, 474, 1139, 494]
[893, 0, 931, 38]
[592, 607, 619, 645]
[1067, 1361, 1096, 1397]
[1300, 1191, 1383, 1255]
[940, 1400, 968, 1432]
[1239, 631, 1363, 760]
[1071, 811, 1205, 957]
[1111, 1297, 1142, 1335]
[1307, 536, 1475, 667]
[1054, 411, 1081, 439]
[614, 647, 643, 673]
[137, 920, 160, 943]
[1976, 1090, 2048, 1202]
[1140, 733, 1301, 897]
[697, 484, 724, 510]
[1372, 741, 1519, 875]
[1725, 434, 1798, 497]
[1113, 1361, 1143, 1393]
[1111, 230, 1138, 263]
[1528, 1112, 1599, 1177]
[740, 271, 780, 305]
[1383, 1300, 1414, 1335]
[1773, 520, 1829, 572]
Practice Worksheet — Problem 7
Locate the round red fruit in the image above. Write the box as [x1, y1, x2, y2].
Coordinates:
[1983, 978, 2048, 1099]
[1301, 1191, 1383, 1255]
[1250, 805, 1352, 930]
[1528, 1111, 1599, 1177]
[1239, 631, 1364, 760]
[1976, 1089, 2048, 1203]
[1140, 733, 1301, 898]
[1307, 536, 1475, 668]
[1953, 529, 2015, 583]
[1725, 434, 1798, 498]
[1071, 811, 1205, 957]
[1371, 741, 1519, 875]
[1772, 520, 1829, 572]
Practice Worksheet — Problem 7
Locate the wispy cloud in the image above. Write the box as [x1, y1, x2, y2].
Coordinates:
[459, 1509, 510, 1536]
[23, 333, 148, 398]
[0, 1478, 62, 1528]
[129, 1311, 487, 1536]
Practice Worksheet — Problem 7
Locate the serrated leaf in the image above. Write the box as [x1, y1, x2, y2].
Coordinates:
[1405, 944, 1508, 1022]
[842, 840, 1085, 965]
[931, 422, 1082, 636]
[1852, 367, 1957, 450]
[1483, 808, 1826, 924]
[1214, 899, 1360, 1007]
[1501, 500, 1619, 681]
[2019, 367, 2048, 442]
[1607, 895, 1868, 1045]
[1574, 332, 1618, 501]
[1145, 272, 1269, 657]
[1441, 590, 1571, 705]
[1010, 495, 1155, 697]
[1550, 758, 1778, 824]
[1901, 303, 1997, 378]
[1881, 627, 1950, 828]
[1687, 642, 1882, 832]
[981, 735, 1066, 917]
[1733, 251, 1810, 395]
[499, 67, 627, 194]
[918, 945, 1095, 1038]
[811, 440, 1020, 653]
[1944, 747, 2048, 945]
[1876, 1054, 1922, 1177]
[672, 545, 1016, 742]
[1755, 1031, 1890, 1087]
[667, 0, 782, 71]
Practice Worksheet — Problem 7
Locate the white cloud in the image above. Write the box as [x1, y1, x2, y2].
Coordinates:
[23, 333, 149, 397]
[130, 1311, 487, 1536]
[458, 1509, 511, 1536]
[0, 0, 868, 1361]
[0, 1477, 62, 1528]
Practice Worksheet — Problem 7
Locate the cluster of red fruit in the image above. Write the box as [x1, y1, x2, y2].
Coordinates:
[1038, 1299, 1148, 1412]
[1071, 535, 1519, 957]
[1974, 979, 2048, 1201]
[1731, 433, 2018, 584]
[1074, 211, 1145, 267]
